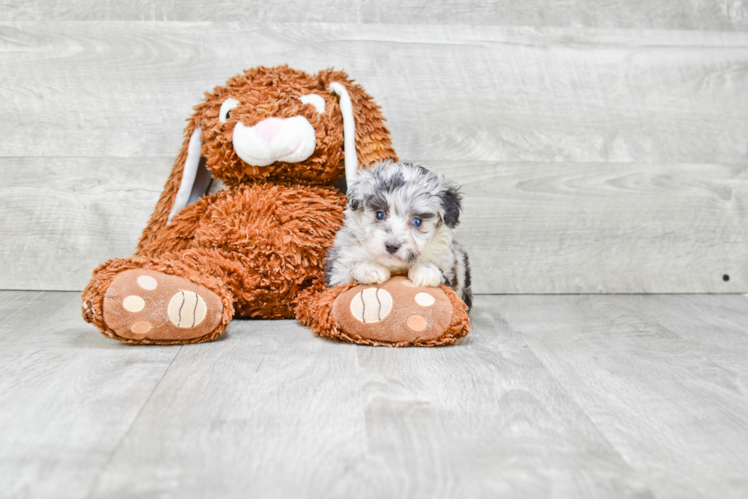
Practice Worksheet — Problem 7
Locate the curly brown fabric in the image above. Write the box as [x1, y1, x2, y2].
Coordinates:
[81, 65, 470, 346]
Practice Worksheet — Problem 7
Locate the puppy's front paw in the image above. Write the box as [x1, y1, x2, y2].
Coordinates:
[351, 262, 391, 285]
[408, 263, 443, 287]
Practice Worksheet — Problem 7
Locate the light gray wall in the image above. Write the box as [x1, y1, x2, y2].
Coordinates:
[1, 2, 747, 293]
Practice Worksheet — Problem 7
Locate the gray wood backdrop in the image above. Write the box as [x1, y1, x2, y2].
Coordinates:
[2, 1, 748, 293]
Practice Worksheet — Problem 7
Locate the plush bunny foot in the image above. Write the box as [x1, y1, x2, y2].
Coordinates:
[102, 270, 223, 342]
[329, 276, 470, 346]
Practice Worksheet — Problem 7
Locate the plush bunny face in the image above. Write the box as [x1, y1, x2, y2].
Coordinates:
[194, 66, 350, 187]
[140, 66, 397, 239]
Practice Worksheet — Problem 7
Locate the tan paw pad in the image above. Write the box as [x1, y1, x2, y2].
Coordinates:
[168, 290, 207, 328]
[137, 275, 158, 290]
[350, 288, 392, 323]
[406, 314, 427, 331]
[123, 295, 145, 312]
[414, 292, 435, 307]
[131, 321, 152, 335]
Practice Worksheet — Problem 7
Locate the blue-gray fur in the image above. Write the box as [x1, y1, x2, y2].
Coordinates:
[325, 161, 472, 309]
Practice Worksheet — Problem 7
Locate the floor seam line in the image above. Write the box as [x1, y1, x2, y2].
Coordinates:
[526, 342, 654, 495]
[495, 300, 656, 497]
[85, 344, 184, 497]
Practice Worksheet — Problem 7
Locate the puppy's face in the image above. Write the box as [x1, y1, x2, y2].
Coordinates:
[347, 162, 462, 268]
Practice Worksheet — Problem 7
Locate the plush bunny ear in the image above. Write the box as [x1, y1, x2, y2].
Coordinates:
[321, 70, 398, 178]
[136, 116, 209, 249]
[330, 83, 358, 187]
[165, 126, 216, 224]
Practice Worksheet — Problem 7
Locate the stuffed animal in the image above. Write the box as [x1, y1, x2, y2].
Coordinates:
[81, 65, 470, 346]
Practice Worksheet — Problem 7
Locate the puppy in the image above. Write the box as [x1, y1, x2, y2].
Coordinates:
[325, 161, 472, 309]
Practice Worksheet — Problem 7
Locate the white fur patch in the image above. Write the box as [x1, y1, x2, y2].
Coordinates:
[409, 263, 443, 288]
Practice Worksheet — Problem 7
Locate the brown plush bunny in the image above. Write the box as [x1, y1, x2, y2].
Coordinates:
[81, 65, 469, 346]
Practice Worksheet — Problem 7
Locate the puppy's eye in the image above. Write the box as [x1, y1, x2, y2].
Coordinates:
[411, 217, 422, 228]
[300, 94, 326, 114]
[219, 98, 240, 123]
[375, 211, 386, 221]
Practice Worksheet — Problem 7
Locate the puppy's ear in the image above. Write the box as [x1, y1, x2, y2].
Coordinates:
[347, 187, 363, 211]
[345, 165, 377, 211]
[440, 185, 462, 228]
[345, 172, 365, 211]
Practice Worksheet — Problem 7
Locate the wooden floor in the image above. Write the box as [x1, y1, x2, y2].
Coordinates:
[2, 292, 747, 497]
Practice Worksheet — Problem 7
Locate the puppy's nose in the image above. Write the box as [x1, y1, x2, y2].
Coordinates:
[385, 242, 401, 254]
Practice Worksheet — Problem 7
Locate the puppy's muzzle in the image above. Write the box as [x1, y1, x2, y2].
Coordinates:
[233, 116, 316, 167]
[385, 241, 401, 254]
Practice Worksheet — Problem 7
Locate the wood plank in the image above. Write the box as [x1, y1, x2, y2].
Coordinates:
[429, 160, 748, 294]
[0, 291, 181, 497]
[5, 157, 745, 293]
[89, 318, 370, 497]
[89, 296, 649, 497]
[0, 23, 746, 165]
[617, 294, 748, 381]
[327, 296, 650, 497]
[0, 157, 169, 291]
[2, 0, 747, 31]
[496, 294, 748, 498]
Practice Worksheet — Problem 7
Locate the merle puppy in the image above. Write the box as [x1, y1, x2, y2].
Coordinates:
[325, 161, 472, 309]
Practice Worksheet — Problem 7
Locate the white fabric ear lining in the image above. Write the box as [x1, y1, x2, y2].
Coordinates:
[300, 94, 326, 114]
[167, 125, 203, 224]
[329, 82, 357, 187]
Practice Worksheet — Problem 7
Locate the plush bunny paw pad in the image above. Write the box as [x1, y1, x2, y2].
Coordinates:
[103, 270, 223, 341]
[332, 276, 453, 344]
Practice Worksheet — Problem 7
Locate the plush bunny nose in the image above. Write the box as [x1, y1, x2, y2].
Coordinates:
[253, 118, 284, 143]
[232, 116, 316, 167]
